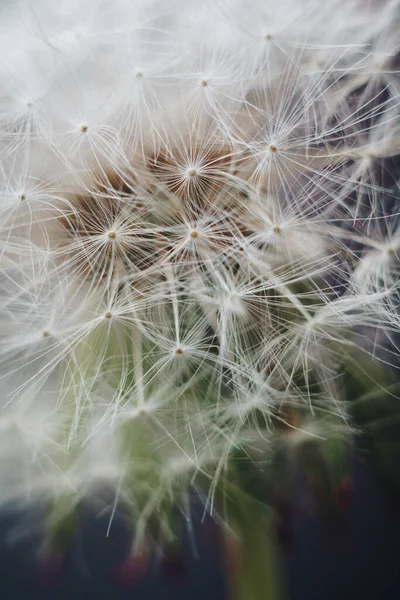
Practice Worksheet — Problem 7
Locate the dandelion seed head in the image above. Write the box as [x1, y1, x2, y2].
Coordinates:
[0, 0, 398, 557]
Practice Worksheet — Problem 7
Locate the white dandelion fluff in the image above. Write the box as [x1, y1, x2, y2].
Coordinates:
[0, 0, 399, 594]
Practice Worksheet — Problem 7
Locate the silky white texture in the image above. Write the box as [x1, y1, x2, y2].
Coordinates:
[0, 0, 398, 545]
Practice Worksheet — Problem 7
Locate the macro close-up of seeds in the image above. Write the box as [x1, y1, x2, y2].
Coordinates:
[0, 1, 399, 598]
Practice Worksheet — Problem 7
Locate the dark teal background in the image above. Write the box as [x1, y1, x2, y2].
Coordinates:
[1, 455, 399, 599]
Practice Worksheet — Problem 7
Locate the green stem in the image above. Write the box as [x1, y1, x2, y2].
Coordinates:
[221, 482, 282, 600]
[230, 511, 281, 600]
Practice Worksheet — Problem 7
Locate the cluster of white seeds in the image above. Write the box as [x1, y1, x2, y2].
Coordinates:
[0, 0, 399, 552]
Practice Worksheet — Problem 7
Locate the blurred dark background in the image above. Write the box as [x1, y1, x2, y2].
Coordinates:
[1, 453, 400, 599]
